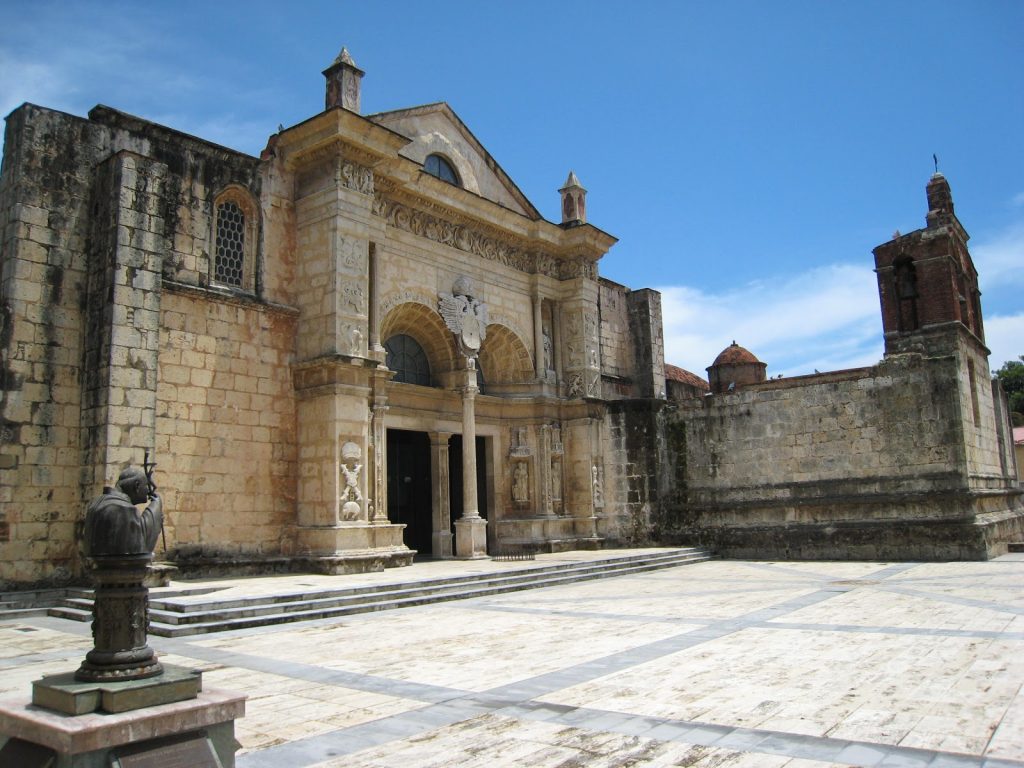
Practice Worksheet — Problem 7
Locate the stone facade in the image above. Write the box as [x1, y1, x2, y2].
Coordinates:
[2, 51, 1021, 589]
[0, 51, 665, 588]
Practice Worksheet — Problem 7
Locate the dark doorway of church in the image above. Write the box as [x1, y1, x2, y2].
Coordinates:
[448, 435, 489, 552]
[386, 429, 432, 555]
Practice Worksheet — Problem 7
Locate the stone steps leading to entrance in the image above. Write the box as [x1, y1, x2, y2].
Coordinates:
[48, 548, 711, 637]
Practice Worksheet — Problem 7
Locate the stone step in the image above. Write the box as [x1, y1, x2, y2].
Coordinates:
[148, 548, 704, 614]
[148, 551, 711, 627]
[47, 548, 712, 637]
[0, 588, 69, 619]
[149, 553, 713, 637]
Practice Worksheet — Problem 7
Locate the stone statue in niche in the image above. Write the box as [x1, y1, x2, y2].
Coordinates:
[551, 423, 563, 454]
[349, 326, 364, 357]
[551, 459, 562, 502]
[77, 462, 164, 682]
[592, 465, 605, 508]
[542, 324, 553, 372]
[512, 462, 530, 504]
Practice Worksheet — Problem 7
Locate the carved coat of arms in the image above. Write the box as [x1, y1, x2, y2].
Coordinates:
[439, 278, 488, 357]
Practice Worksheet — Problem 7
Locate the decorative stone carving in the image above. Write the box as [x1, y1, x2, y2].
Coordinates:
[587, 371, 601, 397]
[379, 288, 437, 318]
[340, 161, 374, 195]
[439, 277, 488, 357]
[551, 423, 563, 454]
[510, 426, 531, 457]
[342, 282, 364, 314]
[372, 194, 597, 281]
[567, 373, 584, 399]
[339, 236, 366, 273]
[593, 465, 605, 508]
[551, 457, 562, 503]
[542, 324, 553, 372]
[339, 441, 363, 508]
[512, 462, 530, 504]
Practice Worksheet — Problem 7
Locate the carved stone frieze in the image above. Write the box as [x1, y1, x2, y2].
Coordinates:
[372, 193, 596, 281]
[379, 288, 438, 319]
[340, 161, 374, 196]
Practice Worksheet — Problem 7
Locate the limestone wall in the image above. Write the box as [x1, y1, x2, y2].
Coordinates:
[0, 103, 287, 586]
[156, 289, 297, 558]
[660, 339, 1023, 559]
[0, 105, 100, 586]
[673, 356, 964, 518]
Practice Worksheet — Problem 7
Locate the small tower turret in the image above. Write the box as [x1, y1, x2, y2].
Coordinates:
[873, 171, 984, 352]
[323, 47, 364, 113]
[559, 171, 587, 227]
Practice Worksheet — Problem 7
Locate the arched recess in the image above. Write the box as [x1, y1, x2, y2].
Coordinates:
[380, 302, 458, 386]
[211, 184, 260, 293]
[478, 324, 533, 386]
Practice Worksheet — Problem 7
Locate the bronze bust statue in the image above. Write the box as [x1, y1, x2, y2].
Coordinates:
[76, 464, 164, 681]
[82, 467, 163, 558]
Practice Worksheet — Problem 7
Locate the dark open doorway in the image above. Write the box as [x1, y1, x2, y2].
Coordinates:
[386, 429, 432, 555]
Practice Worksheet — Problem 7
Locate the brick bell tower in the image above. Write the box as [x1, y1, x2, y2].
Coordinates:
[873, 171, 985, 355]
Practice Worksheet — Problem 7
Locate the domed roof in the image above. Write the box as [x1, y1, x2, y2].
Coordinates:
[711, 341, 762, 367]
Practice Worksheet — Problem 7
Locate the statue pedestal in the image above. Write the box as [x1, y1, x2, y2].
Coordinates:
[455, 517, 488, 559]
[0, 686, 245, 767]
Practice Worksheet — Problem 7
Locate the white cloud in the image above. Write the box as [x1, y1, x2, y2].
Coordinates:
[985, 313, 1024, 371]
[658, 263, 883, 379]
[973, 221, 1024, 289]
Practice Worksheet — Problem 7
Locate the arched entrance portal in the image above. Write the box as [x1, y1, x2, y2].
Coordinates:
[386, 430, 432, 555]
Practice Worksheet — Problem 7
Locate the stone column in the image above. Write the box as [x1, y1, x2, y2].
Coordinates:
[430, 432, 453, 558]
[539, 424, 556, 518]
[370, 399, 389, 524]
[551, 302, 563, 385]
[455, 364, 488, 558]
[368, 242, 384, 356]
[533, 293, 544, 380]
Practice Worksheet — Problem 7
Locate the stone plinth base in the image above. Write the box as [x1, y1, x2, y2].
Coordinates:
[674, 495, 1024, 561]
[296, 523, 415, 573]
[0, 687, 244, 768]
[455, 517, 488, 559]
[33, 664, 202, 716]
[495, 516, 602, 552]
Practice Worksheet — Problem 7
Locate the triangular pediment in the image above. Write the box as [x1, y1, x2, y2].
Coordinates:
[368, 102, 540, 219]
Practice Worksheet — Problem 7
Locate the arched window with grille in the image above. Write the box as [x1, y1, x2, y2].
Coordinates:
[384, 334, 432, 386]
[212, 187, 258, 292]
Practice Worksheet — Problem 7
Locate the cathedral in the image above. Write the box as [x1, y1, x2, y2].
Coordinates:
[0, 48, 1020, 589]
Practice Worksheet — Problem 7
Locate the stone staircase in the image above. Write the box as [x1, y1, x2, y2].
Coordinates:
[48, 547, 712, 637]
[0, 588, 67, 621]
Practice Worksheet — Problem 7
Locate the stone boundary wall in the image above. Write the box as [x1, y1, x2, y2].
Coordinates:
[660, 348, 1023, 559]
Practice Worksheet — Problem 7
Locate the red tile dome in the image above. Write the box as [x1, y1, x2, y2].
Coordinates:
[711, 341, 762, 367]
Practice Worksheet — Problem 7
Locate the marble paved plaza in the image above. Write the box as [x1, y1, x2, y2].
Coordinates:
[2, 555, 1023, 767]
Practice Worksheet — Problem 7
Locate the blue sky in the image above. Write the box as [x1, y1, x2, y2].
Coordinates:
[2, 1, 1021, 377]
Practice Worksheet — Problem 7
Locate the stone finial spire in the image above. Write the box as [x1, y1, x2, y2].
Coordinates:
[559, 170, 587, 227]
[323, 46, 365, 113]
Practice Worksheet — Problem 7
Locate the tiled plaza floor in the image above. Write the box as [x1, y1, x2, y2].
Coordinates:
[2, 555, 1023, 767]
